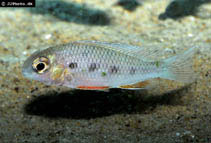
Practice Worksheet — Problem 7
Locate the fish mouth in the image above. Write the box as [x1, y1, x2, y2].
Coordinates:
[22, 70, 27, 77]
[22, 68, 30, 78]
[21, 63, 33, 79]
[22, 69, 37, 81]
[22, 61, 28, 77]
[22, 56, 34, 78]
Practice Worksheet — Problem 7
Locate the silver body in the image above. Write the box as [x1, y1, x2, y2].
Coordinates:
[55, 42, 163, 88]
[22, 41, 196, 89]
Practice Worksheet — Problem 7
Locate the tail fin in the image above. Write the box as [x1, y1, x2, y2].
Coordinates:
[161, 47, 197, 83]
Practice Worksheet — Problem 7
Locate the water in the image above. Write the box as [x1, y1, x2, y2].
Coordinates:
[0, 0, 211, 142]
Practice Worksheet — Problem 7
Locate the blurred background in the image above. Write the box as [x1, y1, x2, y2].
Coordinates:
[0, 0, 210, 142]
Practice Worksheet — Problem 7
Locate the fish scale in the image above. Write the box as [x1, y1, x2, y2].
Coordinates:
[55, 42, 161, 87]
[22, 41, 197, 90]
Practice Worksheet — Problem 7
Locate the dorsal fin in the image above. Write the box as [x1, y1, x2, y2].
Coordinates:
[73, 40, 162, 61]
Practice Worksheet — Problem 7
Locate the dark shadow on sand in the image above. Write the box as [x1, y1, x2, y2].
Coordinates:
[115, 0, 142, 11]
[27, 0, 110, 25]
[24, 85, 192, 119]
[159, 0, 211, 20]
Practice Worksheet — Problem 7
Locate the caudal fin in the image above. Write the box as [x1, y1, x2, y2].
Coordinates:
[161, 47, 198, 83]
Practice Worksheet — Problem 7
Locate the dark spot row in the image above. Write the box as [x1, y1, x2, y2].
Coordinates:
[109, 65, 119, 74]
[69, 62, 137, 75]
[69, 62, 78, 69]
[89, 63, 100, 72]
[130, 67, 136, 75]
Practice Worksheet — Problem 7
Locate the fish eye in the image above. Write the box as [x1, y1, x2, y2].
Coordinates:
[36, 62, 45, 71]
[32, 57, 50, 74]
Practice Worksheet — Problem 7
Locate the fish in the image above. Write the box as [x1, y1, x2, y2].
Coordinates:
[22, 40, 197, 91]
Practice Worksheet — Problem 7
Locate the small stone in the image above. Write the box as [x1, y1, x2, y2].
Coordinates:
[164, 48, 175, 54]
[188, 33, 193, 37]
[44, 34, 52, 40]
[14, 87, 19, 93]
[22, 51, 27, 55]
[176, 132, 180, 136]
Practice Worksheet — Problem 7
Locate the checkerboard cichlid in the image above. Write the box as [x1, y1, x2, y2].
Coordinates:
[22, 41, 197, 90]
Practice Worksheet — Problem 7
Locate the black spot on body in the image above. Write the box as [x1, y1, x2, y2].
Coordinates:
[89, 63, 99, 72]
[130, 67, 136, 75]
[109, 65, 119, 74]
[69, 62, 77, 69]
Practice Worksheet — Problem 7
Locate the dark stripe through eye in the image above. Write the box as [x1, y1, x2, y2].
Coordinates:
[69, 62, 77, 69]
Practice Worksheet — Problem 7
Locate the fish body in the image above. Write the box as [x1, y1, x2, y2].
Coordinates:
[22, 41, 196, 90]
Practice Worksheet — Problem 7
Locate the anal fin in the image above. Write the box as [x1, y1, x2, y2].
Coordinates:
[119, 80, 150, 90]
[76, 86, 110, 91]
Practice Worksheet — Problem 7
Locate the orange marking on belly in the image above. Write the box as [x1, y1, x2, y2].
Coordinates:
[77, 86, 110, 90]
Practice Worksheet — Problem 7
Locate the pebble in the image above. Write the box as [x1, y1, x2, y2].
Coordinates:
[0, 0, 210, 142]
[44, 34, 52, 40]
[164, 48, 175, 54]
[176, 132, 180, 136]
[22, 51, 27, 55]
[187, 33, 193, 37]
